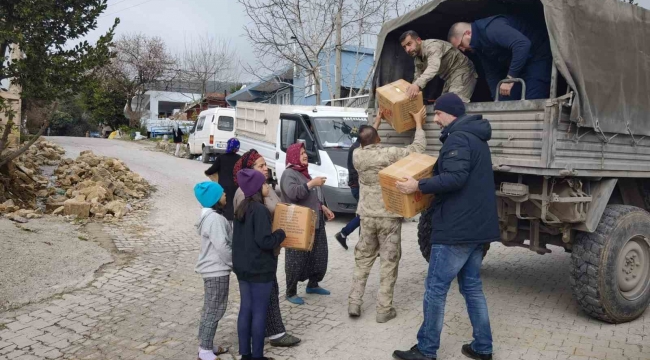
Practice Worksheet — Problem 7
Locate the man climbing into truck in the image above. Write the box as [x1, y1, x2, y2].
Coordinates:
[400, 30, 478, 103]
[447, 15, 552, 100]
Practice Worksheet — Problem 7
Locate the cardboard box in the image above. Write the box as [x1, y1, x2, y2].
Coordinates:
[378, 153, 437, 218]
[376, 79, 424, 133]
[272, 203, 316, 251]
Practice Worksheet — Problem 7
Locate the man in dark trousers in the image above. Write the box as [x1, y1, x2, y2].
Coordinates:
[334, 114, 383, 249]
[392, 93, 499, 360]
[447, 15, 552, 101]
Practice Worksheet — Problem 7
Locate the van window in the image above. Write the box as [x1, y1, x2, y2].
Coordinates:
[196, 116, 206, 131]
[280, 118, 297, 152]
[217, 116, 234, 131]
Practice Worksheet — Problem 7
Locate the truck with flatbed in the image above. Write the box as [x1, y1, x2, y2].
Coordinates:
[371, 0, 650, 323]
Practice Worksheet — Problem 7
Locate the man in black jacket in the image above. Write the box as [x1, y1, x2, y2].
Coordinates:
[393, 93, 499, 360]
[448, 15, 552, 101]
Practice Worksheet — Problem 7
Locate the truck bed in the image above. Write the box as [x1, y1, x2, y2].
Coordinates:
[377, 99, 650, 178]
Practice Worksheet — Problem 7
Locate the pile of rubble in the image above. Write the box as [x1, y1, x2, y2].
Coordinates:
[0, 140, 65, 222]
[45, 150, 150, 220]
[0, 141, 150, 223]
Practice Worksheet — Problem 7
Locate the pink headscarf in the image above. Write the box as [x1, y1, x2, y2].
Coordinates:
[285, 143, 311, 180]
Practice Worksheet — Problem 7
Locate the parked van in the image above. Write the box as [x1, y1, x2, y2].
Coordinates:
[234, 102, 367, 213]
[187, 108, 235, 163]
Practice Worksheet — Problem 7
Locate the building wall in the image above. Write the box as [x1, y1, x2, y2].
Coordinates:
[293, 47, 374, 106]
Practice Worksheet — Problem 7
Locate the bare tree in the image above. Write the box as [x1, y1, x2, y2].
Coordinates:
[240, 0, 428, 105]
[106, 33, 176, 127]
[178, 34, 240, 106]
[240, 0, 392, 104]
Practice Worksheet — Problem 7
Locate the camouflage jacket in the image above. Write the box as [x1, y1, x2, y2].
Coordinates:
[413, 39, 477, 90]
[353, 128, 427, 218]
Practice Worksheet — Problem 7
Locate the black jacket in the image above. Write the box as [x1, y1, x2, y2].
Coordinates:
[347, 141, 361, 187]
[205, 153, 241, 221]
[233, 201, 286, 283]
[418, 114, 500, 245]
[172, 127, 183, 143]
[470, 15, 552, 98]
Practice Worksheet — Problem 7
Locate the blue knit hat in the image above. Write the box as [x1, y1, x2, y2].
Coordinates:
[434, 93, 466, 118]
[194, 182, 225, 208]
[237, 169, 266, 198]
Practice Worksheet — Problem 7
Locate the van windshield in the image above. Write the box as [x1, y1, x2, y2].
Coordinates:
[312, 116, 368, 148]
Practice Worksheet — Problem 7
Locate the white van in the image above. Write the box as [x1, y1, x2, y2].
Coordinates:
[188, 108, 236, 163]
[235, 102, 368, 213]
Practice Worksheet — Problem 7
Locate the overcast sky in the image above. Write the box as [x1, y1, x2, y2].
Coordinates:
[80, 0, 650, 82]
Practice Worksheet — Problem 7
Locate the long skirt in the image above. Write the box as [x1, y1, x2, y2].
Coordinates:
[264, 278, 286, 337]
[285, 223, 328, 298]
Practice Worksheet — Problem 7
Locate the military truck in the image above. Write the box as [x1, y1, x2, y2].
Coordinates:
[370, 0, 650, 323]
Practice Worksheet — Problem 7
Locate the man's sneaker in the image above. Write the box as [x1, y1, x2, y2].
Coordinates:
[376, 308, 397, 323]
[335, 232, 348, 250]
[269, 333, 301, 347]
[348, 304, 361, 317]
[461, 344, 492, 360]
[393, 345, 436, 360]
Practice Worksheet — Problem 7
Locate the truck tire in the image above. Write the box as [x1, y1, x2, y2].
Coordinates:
[570, 205, 650, 323]
[417, 205, 491, 262]
[202, 146, 210, 163]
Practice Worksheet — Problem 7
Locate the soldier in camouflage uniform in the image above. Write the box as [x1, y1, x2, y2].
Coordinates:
[348, 107, 427, 323]
[400, 30, 477, 103]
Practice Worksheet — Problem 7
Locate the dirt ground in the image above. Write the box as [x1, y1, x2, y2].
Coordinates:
[0, 217, 113, 311]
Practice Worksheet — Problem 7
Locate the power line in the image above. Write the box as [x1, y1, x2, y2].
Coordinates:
[106, 0, 132, 8]
[99, 0, 157, 18]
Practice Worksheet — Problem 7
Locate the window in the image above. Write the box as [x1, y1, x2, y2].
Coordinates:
[217, 116, 234, 131]
[280, 118, 297, 152]
[305, 75, 316, 97]
[196, 116, 206, 131]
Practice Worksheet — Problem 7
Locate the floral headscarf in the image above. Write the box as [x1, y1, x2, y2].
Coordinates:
[286, 143, 311, 180]
[226, 138, 240, 154]
[233, 149, 262, 185]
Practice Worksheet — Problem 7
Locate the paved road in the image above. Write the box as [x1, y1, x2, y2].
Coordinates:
[0, 137, 648, 360]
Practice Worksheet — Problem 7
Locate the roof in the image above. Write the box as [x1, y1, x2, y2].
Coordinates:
[226, 67, 293, 106]
[340, 45, 375, 56]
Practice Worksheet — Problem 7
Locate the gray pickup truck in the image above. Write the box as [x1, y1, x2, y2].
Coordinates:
[370, 0, 650, 323]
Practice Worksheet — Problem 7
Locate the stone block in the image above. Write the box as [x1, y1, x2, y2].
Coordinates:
[63, 199, 91, 218]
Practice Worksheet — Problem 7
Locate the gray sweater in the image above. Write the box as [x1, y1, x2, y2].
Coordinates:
[195, 208, 233, 278]
[280, 168, 323, 228]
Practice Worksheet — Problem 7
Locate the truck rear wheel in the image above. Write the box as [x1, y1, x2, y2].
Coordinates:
[417, 205, 490, 262]
[570, 205, 650, 323]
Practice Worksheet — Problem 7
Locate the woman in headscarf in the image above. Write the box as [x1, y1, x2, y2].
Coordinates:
[204, 138, 241, 221]
[280, 143, 335, 305]
[232, 149, 302, 348]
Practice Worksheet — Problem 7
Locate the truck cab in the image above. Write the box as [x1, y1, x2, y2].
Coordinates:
[276, 109, 367, 213]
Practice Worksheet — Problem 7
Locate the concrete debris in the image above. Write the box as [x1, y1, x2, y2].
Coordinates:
[0, 141, 150, 223]
[0, 140, 63, 214]
[50, 150, 149, 220]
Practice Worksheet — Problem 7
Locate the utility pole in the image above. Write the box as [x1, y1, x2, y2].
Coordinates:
[335, 8, 342, 100]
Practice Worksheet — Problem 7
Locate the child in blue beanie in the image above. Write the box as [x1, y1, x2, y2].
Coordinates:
[194, 181, 232, 360]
